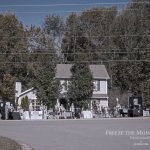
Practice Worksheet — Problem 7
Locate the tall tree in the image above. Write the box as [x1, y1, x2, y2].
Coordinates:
[68, 63, 93, 110]
[111, 0, 150, 96]
[43, 14, 65, 62]
[0, 13, 28, 101]
[0, 74, 15, 102]
[21, 96, 29, 111]
[27, 26, 59, 108]
[0, 13, 28, 75]
[62, 7, 117, 62]
[33, 62, 59, 108]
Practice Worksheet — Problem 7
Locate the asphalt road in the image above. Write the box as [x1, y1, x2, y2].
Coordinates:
[0, 118, 150, 150]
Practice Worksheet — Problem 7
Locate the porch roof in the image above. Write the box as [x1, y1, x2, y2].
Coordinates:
[17, 88, 34, 98]
[91, 94, 108, 99]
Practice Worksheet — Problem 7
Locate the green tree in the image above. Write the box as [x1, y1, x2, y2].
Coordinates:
[33, 63, 59, 108]
[0, 13, 28, 78]
[141, 79, 150, 107]
[25, 26, 52, 88]
[68, 63, 93, 110]
[21, 96, 29, 111]
[111, 0, 150, 95]
[27, 25, 59, 108]
[0, 13, 29, 100]
[43, 14, 65, 62]
[62, 7, 117, 62]
[0, 73, 15, 102]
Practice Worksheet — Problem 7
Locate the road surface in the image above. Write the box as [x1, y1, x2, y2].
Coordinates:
[0, 118, 150, 150]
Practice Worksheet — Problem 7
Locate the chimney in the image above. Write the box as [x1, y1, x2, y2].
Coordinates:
[15, 82, 22, 96]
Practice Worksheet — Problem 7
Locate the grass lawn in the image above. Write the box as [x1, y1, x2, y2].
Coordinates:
[0, 136, 22, 150]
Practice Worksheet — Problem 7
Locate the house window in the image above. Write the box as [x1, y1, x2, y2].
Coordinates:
[93, 80, 97, 91]
[97, 80, 100, 91]
[93, 80, 100, 91]
[30, 99, 40, 111]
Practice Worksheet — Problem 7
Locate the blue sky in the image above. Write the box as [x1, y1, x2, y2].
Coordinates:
[0, 0, 130, 26]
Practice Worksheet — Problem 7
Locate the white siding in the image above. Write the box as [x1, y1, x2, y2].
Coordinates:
[100, 80, 107, 94]
[15, 82, 22, 96]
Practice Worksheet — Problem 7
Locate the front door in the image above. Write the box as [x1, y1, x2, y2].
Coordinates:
[59, 98, 68, 110]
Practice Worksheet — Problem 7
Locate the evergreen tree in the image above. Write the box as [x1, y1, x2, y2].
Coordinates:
[33, 63, 59, 108]
[21, 96, 29, 111]
[0, 13, 28, 101]
[28, 26, 59, 108]
[68, 63, 93, 110]
[0, 13, 28, 78]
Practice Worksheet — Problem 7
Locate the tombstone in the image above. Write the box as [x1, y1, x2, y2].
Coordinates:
[11, 112, 21, 120]
[129, 96, 143, 117]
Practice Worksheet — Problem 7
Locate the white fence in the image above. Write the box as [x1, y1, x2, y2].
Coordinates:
[22, 111, 47, 120]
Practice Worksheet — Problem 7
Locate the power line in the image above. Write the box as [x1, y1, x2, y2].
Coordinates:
[0, 60, 150, 64]
[0, 47, 150, 54]
[0, 8, 147, 14]
[0, 35, 149, 38]
[71, 35, 150, 37]
[0, 1, 149, 7]
[0, 50, 150, 55]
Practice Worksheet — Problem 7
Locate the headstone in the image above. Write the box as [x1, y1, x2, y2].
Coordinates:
[12, 112, 21, 120]
[143, 110, 150, 117]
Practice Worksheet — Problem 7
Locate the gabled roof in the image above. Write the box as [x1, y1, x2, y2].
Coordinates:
[56, 64, 110, 79]
[56, 64, 72, 79]
[89, 65, 110, 79]
[17, 88, 34, 98]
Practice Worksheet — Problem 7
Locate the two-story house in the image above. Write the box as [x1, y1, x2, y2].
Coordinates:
[15, 64, 110, 113]
[56, 64, 110, 111]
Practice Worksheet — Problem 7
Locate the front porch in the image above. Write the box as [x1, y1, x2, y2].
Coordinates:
[90, 94, 109, 113]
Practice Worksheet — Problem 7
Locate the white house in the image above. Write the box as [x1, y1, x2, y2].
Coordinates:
[15, 64, 110, 113]
[56, 64, 110, 112]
